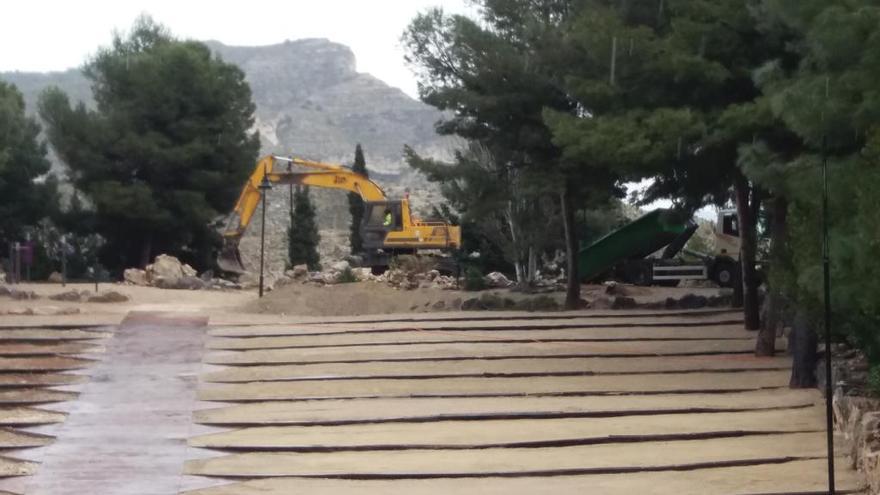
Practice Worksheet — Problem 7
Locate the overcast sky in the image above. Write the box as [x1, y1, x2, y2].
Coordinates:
[0, 0, 476, 98]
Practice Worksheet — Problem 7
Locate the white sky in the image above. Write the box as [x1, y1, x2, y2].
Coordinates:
[0, 0, 476, 97]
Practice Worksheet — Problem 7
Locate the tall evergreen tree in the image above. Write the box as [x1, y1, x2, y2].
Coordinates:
[0, 81, 58, 253]
[38, 16, 260, 272]
[348, 144, 368, 254]
[288, 186, 321, 271]
[403, 1, 613, 306]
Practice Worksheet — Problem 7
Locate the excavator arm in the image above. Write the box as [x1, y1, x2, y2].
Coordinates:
[218, 155, 388, 273]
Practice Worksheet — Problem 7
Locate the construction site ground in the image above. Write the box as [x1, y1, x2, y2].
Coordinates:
[0, 282, 865, 494]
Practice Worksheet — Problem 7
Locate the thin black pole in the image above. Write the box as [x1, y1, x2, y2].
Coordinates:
[259, 186, 267, 298]
[822, 139, 835, 494]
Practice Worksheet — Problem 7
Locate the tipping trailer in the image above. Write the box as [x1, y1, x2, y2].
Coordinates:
[577, 208, 741, 287]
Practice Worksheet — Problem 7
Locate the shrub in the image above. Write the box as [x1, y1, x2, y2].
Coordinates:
[463, 266, 486, 291]
[337, 267, 358, 284]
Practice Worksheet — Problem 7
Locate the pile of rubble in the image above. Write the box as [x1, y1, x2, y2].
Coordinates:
[124, 254, 240, 291]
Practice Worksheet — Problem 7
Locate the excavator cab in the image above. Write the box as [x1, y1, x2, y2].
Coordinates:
[362, 201, 404, 249]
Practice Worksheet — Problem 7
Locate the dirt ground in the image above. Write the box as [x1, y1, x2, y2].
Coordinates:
[246, 282, 728, 317]
[0, 281, 728, 321]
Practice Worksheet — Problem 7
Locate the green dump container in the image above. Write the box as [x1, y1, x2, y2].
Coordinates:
[577, 208, 690, 282]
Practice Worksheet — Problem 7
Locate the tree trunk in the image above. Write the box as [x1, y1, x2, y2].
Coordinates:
[733, 173, 762, 330]
[560, 184, 581, 309]
[527, 247, 538, 284]
[139, 234, 153, 269]
[756, 196, 788, 357]
[789, 310, 818, 388]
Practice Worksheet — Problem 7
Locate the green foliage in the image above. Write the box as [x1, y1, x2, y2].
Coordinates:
[402, 2, 617, 297]
[0, 81, 58, 252]
[348, 144, 368, 254]
[742, 1, 880, 364]
[288, 186, 321, 271]
[869, 365, 880, 397]
[38, 16, 259, 272]
[336, 266, 358, 284]
[463, 266, 487, 291]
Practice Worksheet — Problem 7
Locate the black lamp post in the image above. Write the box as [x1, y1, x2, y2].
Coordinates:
[822, 138, 836, 495]
[258, 173, 273, 298]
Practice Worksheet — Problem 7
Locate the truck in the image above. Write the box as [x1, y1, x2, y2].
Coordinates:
[577, 208, 742, 287]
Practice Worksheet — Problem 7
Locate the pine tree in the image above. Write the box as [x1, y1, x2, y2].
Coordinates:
[348, 144, 368, 254]
[288, 186, 321, 271]
[38, 16, 259, 272]
[0, 81, 58, 253]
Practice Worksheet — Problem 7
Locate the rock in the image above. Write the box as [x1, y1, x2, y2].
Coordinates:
[291, 264, 309, 280]
[678, 294, 708, 309]
[0, 286, 11, 297]
[49, 290, 85, 302]
[353, 268, 372, 282]
[9, 289, 39, 300]
[330, 260, 350, 273]
[124, 268, 149, 286]
[485, 271, 513, 288]
[155, 276, 206, 290]
[7, 307, 34, 315]
[431, 300, 446, 310]
[87, 291, 129, 303]
[665, 297, 679, 310]
[612, 296, 638, 309]
[48, 271, 64, 283]
[146, 254, 188, 283]
[181, 263, 197, 278]
[426, 270, 440, 281]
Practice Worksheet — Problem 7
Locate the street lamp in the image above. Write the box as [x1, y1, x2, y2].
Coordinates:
[258, 172, 273, 298]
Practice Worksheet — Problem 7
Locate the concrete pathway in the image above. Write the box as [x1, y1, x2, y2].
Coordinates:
[23, 312, 207, 495]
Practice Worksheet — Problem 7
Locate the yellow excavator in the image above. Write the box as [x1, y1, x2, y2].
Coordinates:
[218, 155, 461, 273]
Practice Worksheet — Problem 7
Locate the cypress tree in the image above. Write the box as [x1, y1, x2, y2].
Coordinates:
[348, 144, 368, 254]
[288, 186, 321, 271]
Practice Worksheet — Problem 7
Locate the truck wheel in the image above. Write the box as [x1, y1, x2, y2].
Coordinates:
[712, 261, 736, 288]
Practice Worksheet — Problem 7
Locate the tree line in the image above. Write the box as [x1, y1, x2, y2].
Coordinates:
[402, 0, 880, 370]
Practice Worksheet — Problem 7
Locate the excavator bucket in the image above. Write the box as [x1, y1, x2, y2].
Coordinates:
[217, 239, 247, 274]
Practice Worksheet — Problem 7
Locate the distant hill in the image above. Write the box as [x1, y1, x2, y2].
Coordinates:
[1, 38, 452, 173]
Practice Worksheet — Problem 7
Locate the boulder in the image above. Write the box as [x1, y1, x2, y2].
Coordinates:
[48, 271, 64, 283]
[49, 290, 86, 302]
[155, 276, 205, 290]
[124, 268, 149, 286]
[485, 271, 513, 288]
[146, 254, 187, 282]
[10, 289, 39, 300]
[330, 260, 351, 273]
[181, 263, 197, 278]
[87, 291, 130, 303]
[353, 268, 372, 282]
